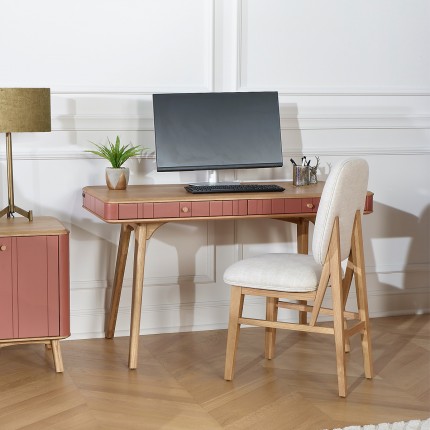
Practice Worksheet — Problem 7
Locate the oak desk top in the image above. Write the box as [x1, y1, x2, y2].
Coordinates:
[83, 181, 327, 203]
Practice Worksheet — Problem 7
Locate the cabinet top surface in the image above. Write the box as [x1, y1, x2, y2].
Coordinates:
[0, 216, 68, 237]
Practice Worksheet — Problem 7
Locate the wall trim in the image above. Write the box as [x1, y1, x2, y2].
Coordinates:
[69, 286, 430, 339]
[244, 88, 430, 97]
[48, 113, 430, 132]
[3, 145, 429, 160]
[68, 263, 429, 291]
[280, 114, 430, 130]
[50, 88, 430, 97]
[71, 286, 430, 313]
[366, 263, 430, 275]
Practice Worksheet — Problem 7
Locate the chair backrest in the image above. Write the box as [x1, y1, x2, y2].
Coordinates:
[312, 158, 369, 265]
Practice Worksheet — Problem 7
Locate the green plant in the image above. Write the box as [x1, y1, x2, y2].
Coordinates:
[85, 136, 143, 168]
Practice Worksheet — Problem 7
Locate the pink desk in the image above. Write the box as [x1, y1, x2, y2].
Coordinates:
[82, 182, 373, 369]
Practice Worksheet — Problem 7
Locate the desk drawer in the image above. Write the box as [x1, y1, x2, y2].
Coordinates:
[179, 201, 210, 217]
[86, 197, 323, 220]
[82, 186, 373, 221]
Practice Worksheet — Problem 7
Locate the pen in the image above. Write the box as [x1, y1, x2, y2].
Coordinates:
[290, 158, 297, 166]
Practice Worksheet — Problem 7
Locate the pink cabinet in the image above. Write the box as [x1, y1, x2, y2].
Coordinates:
[0, 217, 70, 342]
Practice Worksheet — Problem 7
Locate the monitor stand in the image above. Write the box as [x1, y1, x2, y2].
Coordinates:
[189, 170, 238, 187]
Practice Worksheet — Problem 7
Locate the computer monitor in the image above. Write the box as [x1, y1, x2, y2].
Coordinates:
[152, 92, 283, 183]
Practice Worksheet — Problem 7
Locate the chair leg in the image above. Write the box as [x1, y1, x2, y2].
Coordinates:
[352, 213, 374, 379]
[342, 261, 354, 353]
[297, 219, 309, 324]
[224, 287, 244, 381]
[329, 218, 347, 397]
[343, 320, 350, 353]
[333, 286, 347, 397]
[356, 282, 373, 379]
[265, 297, 278, 359]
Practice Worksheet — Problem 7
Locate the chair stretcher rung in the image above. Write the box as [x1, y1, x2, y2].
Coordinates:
[277, 301, 359, 320]
[238, 317, 334, 334]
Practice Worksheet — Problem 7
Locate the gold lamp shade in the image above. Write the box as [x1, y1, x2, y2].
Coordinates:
[0, 88, 51, 221]
[0, 88, 51, 132]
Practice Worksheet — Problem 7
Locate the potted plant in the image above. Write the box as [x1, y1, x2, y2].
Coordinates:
[86, 136, 143, 190]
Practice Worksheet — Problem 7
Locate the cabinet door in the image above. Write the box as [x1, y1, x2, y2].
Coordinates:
[16, 236, 60, 338]
[0, 238, 13, 339]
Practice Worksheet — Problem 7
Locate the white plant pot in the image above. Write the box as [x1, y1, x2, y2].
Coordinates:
[106, 167, 129, 190]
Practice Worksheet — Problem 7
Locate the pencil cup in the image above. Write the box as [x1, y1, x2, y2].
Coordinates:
[293, 166, 310, 186]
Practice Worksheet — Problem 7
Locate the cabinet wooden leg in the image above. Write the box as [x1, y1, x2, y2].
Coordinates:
[51, 340, 64, 373]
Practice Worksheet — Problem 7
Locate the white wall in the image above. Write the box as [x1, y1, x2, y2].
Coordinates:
[1, 0, 429, 339]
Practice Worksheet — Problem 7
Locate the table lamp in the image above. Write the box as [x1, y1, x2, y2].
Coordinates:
[0, 88, 51, 221]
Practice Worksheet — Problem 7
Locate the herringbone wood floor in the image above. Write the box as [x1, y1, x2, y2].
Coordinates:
[0, 315, 429, 430]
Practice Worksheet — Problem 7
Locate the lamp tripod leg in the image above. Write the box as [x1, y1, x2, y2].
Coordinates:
[13, 206, 33, 221]
[0, 206, 32, 221]
[0, 206, 9, 219]
[1, 132, 33, 222]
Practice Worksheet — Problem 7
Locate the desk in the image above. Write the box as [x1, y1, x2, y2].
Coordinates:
[82, 182, 373, 369]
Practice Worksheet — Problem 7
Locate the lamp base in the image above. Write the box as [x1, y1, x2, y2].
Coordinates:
[0, 205, 33, 221]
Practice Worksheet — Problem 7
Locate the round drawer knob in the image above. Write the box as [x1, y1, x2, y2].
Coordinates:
[306, 203, 314, 209]
[0, 245, 7, 251]
[182, 206, 190, 213]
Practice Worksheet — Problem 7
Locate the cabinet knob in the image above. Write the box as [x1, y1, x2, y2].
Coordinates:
[306, 203, 314, 209]
[181, 206, 190, 213]
[0, 245, 7, 251]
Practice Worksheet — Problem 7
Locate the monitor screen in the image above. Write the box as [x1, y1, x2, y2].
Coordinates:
[152, 92, 283, 172]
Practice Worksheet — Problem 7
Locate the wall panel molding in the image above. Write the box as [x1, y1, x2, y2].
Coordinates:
[366, 263, 430, 275]
[1, 0, 216, 94]
[237, 0, 430, 95]
[244, 89, 430, 97]
[4, 145, 429, 160]
[69, 263, 429, 291]
[69, 285, 430, 339]
[280, 114, 430, 130]
[47, 113, 430, 132]
[70, 223, 216, 290]
[61, 113, 430, 131]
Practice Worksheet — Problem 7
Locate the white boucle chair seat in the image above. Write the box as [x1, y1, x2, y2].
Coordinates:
[223, 253, 323, 293]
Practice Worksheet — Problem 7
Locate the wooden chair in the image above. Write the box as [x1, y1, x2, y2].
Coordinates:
[223, 158, 373, 397]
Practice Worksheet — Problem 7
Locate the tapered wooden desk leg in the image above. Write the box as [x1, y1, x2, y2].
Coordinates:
[106, 224, 132, 339]
[297, 219, 309, 324]
[128, 224, 148, 369]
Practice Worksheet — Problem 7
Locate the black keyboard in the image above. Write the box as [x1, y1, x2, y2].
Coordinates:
[185, 184, 285, 194]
